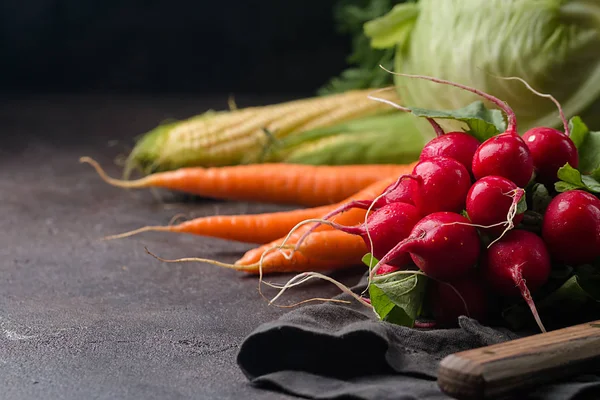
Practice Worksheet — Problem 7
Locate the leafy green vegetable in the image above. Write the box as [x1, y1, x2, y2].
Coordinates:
[368, 284, 413, 325]
[369, 272, 428, 327]
[530, 183, 552, 214]
[555, 163, 600, 193]
[363, 0, 600, 135]
[318, 0, 408, 95]
[407, 101, 506, 141]
[361, 253, 428, 327]
[568, 117, 589, 149]
[574, 264, 600, 301]
[363, 2, 418, 49]
[516, 193, 528, 215]
[362, 253, 378, 269]
[577, 130, 600, 179]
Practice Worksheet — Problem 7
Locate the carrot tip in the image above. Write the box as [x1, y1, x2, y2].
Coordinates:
[102, 225, 168, 241]
[80, 156, 148, 189]
[144, 246, 256, 272]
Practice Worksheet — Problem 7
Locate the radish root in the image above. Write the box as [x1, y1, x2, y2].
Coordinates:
[510, 265, 547, 333]
[294, 201, 374, 253]
[440, 281, 471, 318]
[440, 188, 525, 247]
[493, 76, 569, 136]
[267, 269, 430, 311]
[144, 246, 357, 308]
[268, 272, 371, 307]
[490, 188, 525, 246]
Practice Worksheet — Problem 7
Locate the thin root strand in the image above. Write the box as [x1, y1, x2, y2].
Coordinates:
[144, 246, 258, 272]
[379, 66, 517, 135]
[80, 156, 151, 188]
[103, 226, 171, 241]
[367, 87, 445, 136]
[492, 75, 569, 136]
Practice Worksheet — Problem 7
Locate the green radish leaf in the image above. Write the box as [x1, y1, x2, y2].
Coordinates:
[362, 253, 429, 327]
[568, 117, 589, 149]
[370, 272, 428, 327]
[407, 101, 506, 142]
[574, 264, 600, 302]
[555, 163, 600, 193]
[361, 253, 379, 269]
[368, 284, 415, 325]
[577, 129, 600, 179]
[516, 192, 528, 215]
[536, 275, 593, 308]
[531, 183, 552, 214]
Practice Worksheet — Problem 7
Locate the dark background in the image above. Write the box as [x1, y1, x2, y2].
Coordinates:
[0, 0, 350, 95]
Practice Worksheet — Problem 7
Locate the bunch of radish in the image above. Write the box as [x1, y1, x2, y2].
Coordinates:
[293, 74, 600, 332]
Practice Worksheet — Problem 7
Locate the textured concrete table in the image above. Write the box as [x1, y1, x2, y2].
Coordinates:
[0, 95, 362, 399]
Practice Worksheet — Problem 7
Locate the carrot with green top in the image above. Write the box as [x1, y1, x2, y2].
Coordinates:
[80, 157, 415, 207]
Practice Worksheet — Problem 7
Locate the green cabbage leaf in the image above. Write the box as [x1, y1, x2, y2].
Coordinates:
[364, 0, 600, 136]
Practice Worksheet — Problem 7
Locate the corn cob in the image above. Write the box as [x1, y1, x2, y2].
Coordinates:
[266, 113, 426, 165]
[124, 89, 401, 176]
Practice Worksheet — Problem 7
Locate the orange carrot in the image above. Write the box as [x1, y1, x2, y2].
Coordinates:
[80, 156, 416, 207]
[234, 231, 368, 274]
[104, 176, 397, 244]
[236, 177, 397, 265]
[146, 230, 367, 275]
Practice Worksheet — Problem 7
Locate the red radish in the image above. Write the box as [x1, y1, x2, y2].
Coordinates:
[378, 178, 414, 206]
[465, 176, 525, 237]
[326, 178, 415, 213]
[294, 177, 415, 249]
[371, 212, 481, 281]
[308, 179, 413, 231]
[296, 157, 469, 249]
[419, 132, 481, 174]
[410, 157, 472, 216]
[504, 75, 579, 185]
[316, 202, 421, 268]
[472, 134, 534, 188]
[482, 230, 551, 332]
[390, 72, 534, 188]
[376, 264, 401, 275]
[542, 190, 600, 265]
[523, 127, 578, 185]
[430, 275, 488, 327]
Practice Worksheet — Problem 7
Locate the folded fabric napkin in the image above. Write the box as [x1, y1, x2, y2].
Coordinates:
[237, 276, 600, 400]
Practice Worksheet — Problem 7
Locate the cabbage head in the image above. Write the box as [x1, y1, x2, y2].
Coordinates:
[365, 0, 600, 136]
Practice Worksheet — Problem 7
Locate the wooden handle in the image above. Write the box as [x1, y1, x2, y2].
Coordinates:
[437, 320, 600, 399]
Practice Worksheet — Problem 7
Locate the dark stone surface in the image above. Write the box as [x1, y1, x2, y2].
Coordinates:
[0, 95, 364, 399]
